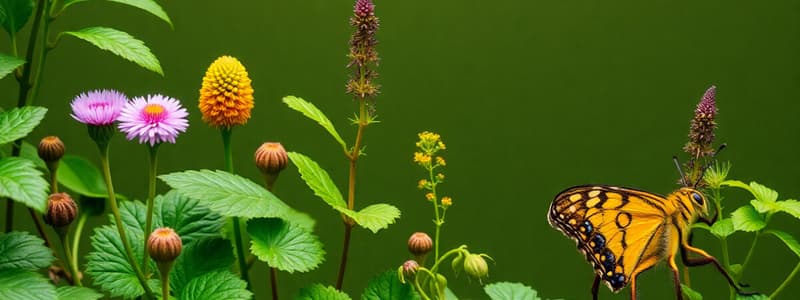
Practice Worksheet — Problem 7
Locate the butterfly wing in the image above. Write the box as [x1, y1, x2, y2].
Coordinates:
[548, 185, 671, 292]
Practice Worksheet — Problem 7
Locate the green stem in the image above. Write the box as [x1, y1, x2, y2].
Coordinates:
[99, 145, 155, 299]
[221, 128, 250, 289]
[142, 144, 160, 274]
[738, 232, 760, 280]
[428, 166, 441, 261]
[157, 262, 173, 300]
[59, 232, 82, 286]
[429, 246, 465, 274]
[71, 213, 88, 272]
[771, 262, 800, 299]
[413, 275, 432, 300]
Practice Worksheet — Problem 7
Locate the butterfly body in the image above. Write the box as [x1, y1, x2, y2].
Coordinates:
[548, 185, 731, 299]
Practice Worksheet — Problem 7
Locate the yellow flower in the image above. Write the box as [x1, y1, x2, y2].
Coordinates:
[435, 156, 446, 166]
[417, 179, 428, 189]
[416, 131, 445, 154]
[441, 196, 452, 207]
[425, 193, 435, 201]
[199, 56, 254, 128]
[413, 152, 432, 166]
[436, 173, 445, 181]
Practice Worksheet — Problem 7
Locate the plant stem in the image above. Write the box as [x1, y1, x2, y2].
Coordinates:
[428, 166, 441, 261]
[270, 267, 279, 300]
[771, 262, 800, 299]
[738, 232, 760, 280]
[157, 263, 172, 300]
[429, 246, 465, 273]
[99, 145, 155, 300]
[142, 144, 160, 274]
[71, 213, 88, 272]
[29, 208, 52, 248]
[58, 232, 81, 286]
[336, 99, 368, 290]
[221, 128, 250, 289]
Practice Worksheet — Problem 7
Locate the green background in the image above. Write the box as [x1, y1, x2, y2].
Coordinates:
[2, 0, 799, 299]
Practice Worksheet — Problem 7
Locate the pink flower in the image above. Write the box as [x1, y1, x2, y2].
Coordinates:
[70, 90, 128, 126]
[117, 95, 189, 145]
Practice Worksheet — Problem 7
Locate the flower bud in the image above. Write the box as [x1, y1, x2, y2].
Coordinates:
[402, 259, 419, 277]
[44, 193, 78, 228]
[408, 232, 433, 257]
[464, 253, 490, 282]
[37, 136, 65, 162]
[147, 227, 182, 263]
[255, 142, 288, 175]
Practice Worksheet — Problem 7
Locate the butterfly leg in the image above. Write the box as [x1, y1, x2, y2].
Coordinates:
[668, 254, 684, 300]
[680, 242, 754, 294]
[591, 274, 600, 300]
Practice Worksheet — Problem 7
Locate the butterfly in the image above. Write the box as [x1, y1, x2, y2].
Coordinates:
[547, 184, 751, 299]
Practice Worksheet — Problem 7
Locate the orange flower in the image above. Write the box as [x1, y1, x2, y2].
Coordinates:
[199, 56, 254, 127]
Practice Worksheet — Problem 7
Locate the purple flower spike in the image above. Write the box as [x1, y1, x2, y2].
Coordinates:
[696, 86, 717, 119]
[684, 85, 718, 157]
[354, 0, 374, 17]
[70, 90, 128, 126]
[117, 95, 189, 146]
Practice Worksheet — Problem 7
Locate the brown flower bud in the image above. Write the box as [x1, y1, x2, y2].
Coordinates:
[402, 259, 419, 276]
[255, 142, 288, 175]
[147, 227, 182, 263]
[408, 232, 433, 257]
[44, 193, 77, 228]
[38, 136, 65, 162]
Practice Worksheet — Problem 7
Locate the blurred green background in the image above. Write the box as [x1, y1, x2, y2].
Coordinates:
[2, 0, 799, 299]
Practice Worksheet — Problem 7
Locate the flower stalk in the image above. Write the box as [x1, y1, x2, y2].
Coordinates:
[222, 128, 250, 288]
[142, 144, 160, 274]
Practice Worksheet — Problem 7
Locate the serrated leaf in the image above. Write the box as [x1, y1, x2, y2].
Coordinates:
[681, 284, 703, 300]
[180, 271, 252, 300]
[345, 203, 401, 233]
[160, 170, 292, 219]
[0, 106, 47, 145]
[105, 0, 172, 28]
[0, 269, 57, 300]
[154, 190, 223, 245]
[710, 218, 735, 238]
[297, 284, 352, 300]
[57, 155, 107, 198]
[287, 152, 347, 209]
[750, 199, 779, 214]
[0, 0, 33, 35]
[765, 230, 800, 258]
[63, 27, 163, 75]
[85, 225, 151, 299]
[247, 218, 324, 273]
[775, 199, 800, 219]
[485, 282, 540, 300]
[361, 270, 419, 300]
[730, 205, 766, 232]
[283, 96, 347, 150]
[56, 286, 103, 300]
[721, 180, 751, 191]
[0, 231, 54, 271]
[749, 182, 778, 203]
[171, 238, 233, 296]
[0, 52, 24, 79]
[20, 141, 46, 170]
[0, 157, 49, 212]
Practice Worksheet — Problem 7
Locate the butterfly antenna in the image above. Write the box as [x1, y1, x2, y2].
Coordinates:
[673, 156, 689, 187]
[693, 143, 728, 188]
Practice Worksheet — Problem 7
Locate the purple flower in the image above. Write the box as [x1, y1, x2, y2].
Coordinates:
[117, 94, 189, 146]
[354, 0, 374, 17]
[684, 86, 718, 158]
[70, 90, 128, 126]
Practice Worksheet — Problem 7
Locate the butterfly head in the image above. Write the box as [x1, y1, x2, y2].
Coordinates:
[676, 187, 710, 221]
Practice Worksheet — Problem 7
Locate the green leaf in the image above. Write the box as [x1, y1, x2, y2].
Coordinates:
[62, 27, 163, 75]
[160, 170, 292, 219]
[283, 96, 347, 150]
[171, 238, 234, 296]
[0, 106, 47, 145]
[361, 270, 419, 300]
[56, 286, 103, 300]
[20, 141, 46, 170]
[710, 218, 735, 238]
[0, 157, 49, 212]
[154, 190, 223, 245]
[775, 199, 800, 219]
[0, 231, 54, 271]
[730, 205, 766, 232]
[57, 155, 107, 198]
[445, 288, 459, 300]
[0, 0, 33, 35]
[61, 0, 89, 11]
[247, 218, 324, 273]
[179, 271, 252, 300]
[765, 230, 800, 258]
[485, 282, 540, 300]
[104, 0, 172, 28]
[287, 152, 347, 209]
[749, 182, 778, 203]
[0, 52, 24, 79]
[297, 284, 352, 300]
[345, 203, 401, 233]
[681, 284, 703, 300]
[750, 199, 779, 214]
[735, 294, 769, 300]
[0, 269, 57, 300]
[721, 180, 751, 191]
[85, 225, 151, 299]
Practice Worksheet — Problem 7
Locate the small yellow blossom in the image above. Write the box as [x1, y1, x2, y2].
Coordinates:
[436, 173, 445, 181]
[416, 131, 444, 154]
[441, 197, 452, 207]
[425, 193, 435, 201]
[413, 152, 432, 166]
[417, 179, 428, 189]
[435, 156, 446, 166]
[438, 141, 446, 150]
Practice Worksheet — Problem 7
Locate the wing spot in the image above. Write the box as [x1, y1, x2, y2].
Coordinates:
[588, 190, 601, 197]
[585, 197, 600, 207]
[569, 219, 577, 225]
[569, 194, 582, 201]
[616, 212, 632, 228]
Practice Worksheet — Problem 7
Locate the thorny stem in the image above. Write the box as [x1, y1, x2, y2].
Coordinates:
[142, 144, 160, 274]
[100, 145, 155, 299]
[771, 262, 800, 299]
[336, 99, 369, 290]
[71, 213, 88, 273]
[221, 128, 251, 289]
